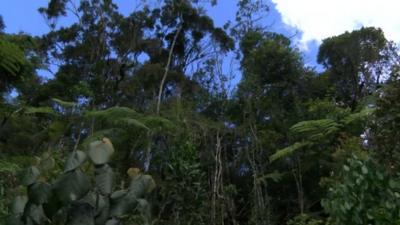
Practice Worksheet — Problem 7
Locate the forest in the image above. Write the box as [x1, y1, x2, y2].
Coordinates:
[1, 0, 400, 225]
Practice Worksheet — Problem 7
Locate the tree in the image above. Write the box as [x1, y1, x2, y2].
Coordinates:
[318, 27, 398, 110]
[370, 73, 400, 172]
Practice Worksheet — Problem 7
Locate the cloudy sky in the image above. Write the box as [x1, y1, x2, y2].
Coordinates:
[271, 0, 400, 49]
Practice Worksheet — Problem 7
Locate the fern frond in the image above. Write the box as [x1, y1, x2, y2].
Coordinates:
[141, 116, 175, 131]
[258, 170, 285, 183]
[52, 98, 76, 108]
[269, 141, 311, 162]
[85, 107, 139, 121]
[0, 39, 25, 76]
[86, 107, 175, 133]
[290, 119, 340, 140]
[82, 128, 125, 148]
[24, 106, 55, 115]
[342, 107, 375, 125]
[112, 118, 150, 131]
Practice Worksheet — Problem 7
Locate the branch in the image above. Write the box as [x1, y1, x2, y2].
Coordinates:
[156, 20, 183, 115]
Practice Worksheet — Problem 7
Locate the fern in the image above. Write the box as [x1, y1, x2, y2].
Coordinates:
[86, 107, 175, 132]
[257, 170, 285, 183]
[113, 118, 150, 131]
[141, 116, 175, 131]
[290, 119, 341, 140]
[269, 141, 311, 162]
[24, 106, 56, 115]
[342, 107, 375, 125]
[86, 107, 139, 119]
[0, 38, 25, 77]
[0, 160, 20, 174]
[52, 98, 77, 108]
[82, 128, 126, 148]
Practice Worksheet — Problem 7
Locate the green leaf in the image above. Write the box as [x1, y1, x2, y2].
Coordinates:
[82, 128, 123, 149]
[342, 107, 375, 125]
[38, 153, 56, 172]
[23, 203, 47, 225]
[258, 170, 285, 183]
[88, 138, 114, 165]
[111, 190, 128, 199]
[128, 174, 156, 197]
[95, 164, 114, 195]
[136, 198, 151, 225]
[53, 169, 91, 205]
[5, 215, 24, 225]
[269, 141, 310, 162]
[95, 197, 110, 225]
[65, 203, 95, 225]
[42, 194, 63, 219]
[110, 190, 136, 217]
[52, 98, 76, 108]
[0, 160, 20, 173]
[142, 116, 175, 131]
[0, 39, 25, 76]
[113, 118, 149, 131]
[28, 182, 51, 205]
[109, 174, 155, 218]
[290, 119, 340, 140]
[20, 166, 40, 186]
[105, 218, 120, 225]
[10, 196, 28, 215]
[24, 106, 55, 115]
[85, 107, 139, 122]
[64, 150, 87, 172]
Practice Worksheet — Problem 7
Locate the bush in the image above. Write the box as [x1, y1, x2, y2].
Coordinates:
[5, 138, 155, 225]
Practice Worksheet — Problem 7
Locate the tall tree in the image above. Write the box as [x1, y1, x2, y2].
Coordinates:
[318, 27, 398, 110]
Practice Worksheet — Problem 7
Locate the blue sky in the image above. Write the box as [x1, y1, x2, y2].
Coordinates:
[2, 0, 399, 69]
[0, 0, 319, 67]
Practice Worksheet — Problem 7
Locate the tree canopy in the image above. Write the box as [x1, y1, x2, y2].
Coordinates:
[1, 1, 400, 225]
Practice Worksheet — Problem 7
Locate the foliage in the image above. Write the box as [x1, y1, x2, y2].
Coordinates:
[318, 27, 398, 108]
[154, 138, 209, 225]
[322, 154, 400, 225]
[371, 79, 400, 170]
[287, 214, 324, 225]
[5, 138, 156, 225]
[0, 160, 20, 223]
[2, 1, 400, 225]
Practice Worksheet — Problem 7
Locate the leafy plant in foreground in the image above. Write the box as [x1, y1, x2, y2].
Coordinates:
[6, 138, 156, 225]
[322, 154, 400, 225]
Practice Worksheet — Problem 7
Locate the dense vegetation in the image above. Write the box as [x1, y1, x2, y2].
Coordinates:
[1, 0, 400, 224]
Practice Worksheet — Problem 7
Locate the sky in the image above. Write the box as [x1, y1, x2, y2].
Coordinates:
[1, 0, 399, 71]
[271, 0, 400, 49]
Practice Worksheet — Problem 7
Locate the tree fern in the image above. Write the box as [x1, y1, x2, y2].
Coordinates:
[342, 107, 375, 125]
[52, 98, 77, 108]
[290, 119, 341, 140]
[24, 106, 56, 115]
[269, 141, 311, 162]
[0, 38, 25, 77]
[85, 107, 175, 132]
[82, 128, 126, 149]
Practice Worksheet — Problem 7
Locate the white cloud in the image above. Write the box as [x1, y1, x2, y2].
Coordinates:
[271, 0, 400, 49]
